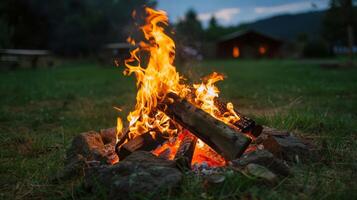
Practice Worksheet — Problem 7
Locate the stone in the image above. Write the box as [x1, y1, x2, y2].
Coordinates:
[256, 126, 315, 163]
[61, 131, 118, 180]
[261, 135, 282, 156]
[204, 174, 226, 184]
[100, 127, 117, 145]
[232, 149, 291, 177]
[245, 163, 278, 184]
[261, 126, 290, 136]
[273, 135, 312, 162]
[261, 134, 312, 163]
[84, 151, 182, 199]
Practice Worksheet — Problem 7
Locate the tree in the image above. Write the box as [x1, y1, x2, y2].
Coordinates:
[48, 0, 156, 55]
[0, 0, 50, 49]
[175, 9, 204, 49]
[0, 0, 156, 55]
[323, 0, 356, 59]
[205, 16, 221, 41]
[0, 19, 13, 48]
[209, 16, 218, 29]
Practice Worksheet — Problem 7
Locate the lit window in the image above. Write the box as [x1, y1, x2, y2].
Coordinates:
[232, 46, 240, 58]
[259, 46, 267, 55]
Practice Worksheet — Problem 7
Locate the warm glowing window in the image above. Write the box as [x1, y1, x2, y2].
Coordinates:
[259, 46, 267, 55]
[232, 46, 240, 58]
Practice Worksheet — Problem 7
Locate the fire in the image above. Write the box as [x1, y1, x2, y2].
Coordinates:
[121, 8, 188, 139]
[116, 117, 123, 143]
[192, 72, 240, 126]
[152, 130, 226, 167]
[116, 7, 243, 167]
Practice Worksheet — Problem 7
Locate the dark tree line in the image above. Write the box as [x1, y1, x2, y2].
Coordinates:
[323, 0, 356, 58]
[0, 0, 355, 58]
[0, 0, 156, 56]
[323, 0, 356, 44]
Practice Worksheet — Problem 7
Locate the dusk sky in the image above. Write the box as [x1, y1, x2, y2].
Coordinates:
[157, 0, 330, 26]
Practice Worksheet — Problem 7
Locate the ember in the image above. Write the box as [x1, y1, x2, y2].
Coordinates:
[114, 7, 261, 168]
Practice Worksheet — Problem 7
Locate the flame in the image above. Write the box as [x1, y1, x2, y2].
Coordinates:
[116, 7, 245, 167]
[193, 72, 240, 125]
[116, 117, 123, 143]
[120, 8, 188, 139]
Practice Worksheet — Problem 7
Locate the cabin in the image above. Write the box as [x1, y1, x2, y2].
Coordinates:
[217, 30, 283, 59]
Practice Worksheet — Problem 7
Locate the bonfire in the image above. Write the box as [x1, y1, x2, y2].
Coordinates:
[63, 7, 314, 199]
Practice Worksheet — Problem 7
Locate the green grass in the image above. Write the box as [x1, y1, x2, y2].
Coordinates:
[0, 59, 356, 199]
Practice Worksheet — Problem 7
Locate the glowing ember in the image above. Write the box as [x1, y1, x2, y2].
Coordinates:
[116, 7, 247, 167]
[152, 130, 226, 167]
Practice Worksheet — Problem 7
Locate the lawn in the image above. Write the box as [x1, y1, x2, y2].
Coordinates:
[0, 59, 356, 199]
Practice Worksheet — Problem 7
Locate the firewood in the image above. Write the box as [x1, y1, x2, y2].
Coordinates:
[159, 92, 251, 160]
[213, 99, 262, 137]
[174, 131, 197, 170]
[116, 130, 166, 160]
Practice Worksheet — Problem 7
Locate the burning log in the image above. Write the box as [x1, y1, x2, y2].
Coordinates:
[174, 131, 197, 170]
[159, 93, 251, 160]
[116, 130, 166, 160]
[213, 99, 263, 137]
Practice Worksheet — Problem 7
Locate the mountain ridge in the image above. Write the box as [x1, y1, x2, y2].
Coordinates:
[243, 10, 326, 41]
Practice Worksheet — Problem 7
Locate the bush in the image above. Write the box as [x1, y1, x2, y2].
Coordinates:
[303, 40, 332, 58]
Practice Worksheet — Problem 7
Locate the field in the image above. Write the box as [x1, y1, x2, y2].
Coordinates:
[0, 59, 356, 199]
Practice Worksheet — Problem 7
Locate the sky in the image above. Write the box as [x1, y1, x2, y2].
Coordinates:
[156, 0, 330, 27]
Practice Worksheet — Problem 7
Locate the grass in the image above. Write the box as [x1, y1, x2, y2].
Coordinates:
[0, 59, 356, 199]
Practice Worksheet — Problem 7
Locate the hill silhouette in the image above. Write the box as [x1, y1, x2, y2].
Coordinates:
[244, 10, 325, 41]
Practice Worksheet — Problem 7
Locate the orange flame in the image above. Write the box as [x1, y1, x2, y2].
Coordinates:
[193, 72, 240, 125]
[119, 8, 188, 140]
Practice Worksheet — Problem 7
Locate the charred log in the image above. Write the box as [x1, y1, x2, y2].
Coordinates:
[174, 131, 197, 170]
[159, 93, 251, 160]
[116, 130, 166, 160]
[213, 99, 262, 136]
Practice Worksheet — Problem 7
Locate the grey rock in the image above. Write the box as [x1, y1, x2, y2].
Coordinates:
[245, 163, 278, 184]
[84, 151, 182, 199]
[232, 149, 291, 177]
[257, 126, 315, 163]
[204, 174, 226, 184]
[273, 135, 311, 162]
[261, 126, 291, 136]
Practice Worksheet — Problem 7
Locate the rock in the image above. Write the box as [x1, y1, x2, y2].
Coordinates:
[261, 135, 282, 156]
[256, 126, 315, 163]
[61, 131, 118, 180]
[100, 127, 117, 145]
[261, 126, 290, 136]
[274, 135, 314, 162]
[262, 135, 312, 163]
[204, 174, 226, 184]
[84, 151, 182, 199]
[232, 150, 291, 177]
[245, 163, 278, 184]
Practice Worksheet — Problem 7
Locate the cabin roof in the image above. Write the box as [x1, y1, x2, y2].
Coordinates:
[218, 29, 283, 43]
